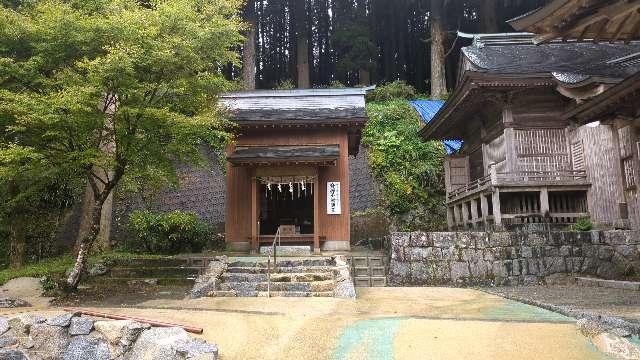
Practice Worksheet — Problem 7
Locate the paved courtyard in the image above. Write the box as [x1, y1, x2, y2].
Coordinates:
[3, 287, 609, 359]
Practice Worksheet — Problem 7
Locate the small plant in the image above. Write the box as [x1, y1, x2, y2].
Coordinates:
[571, 216, 593, 232]
[127, 210, 210, 255]
[365, 80, 417, 102]
[274, 79, 295, 90]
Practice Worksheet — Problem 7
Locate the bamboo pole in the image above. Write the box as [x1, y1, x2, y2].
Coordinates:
[63, 307, 203, 334]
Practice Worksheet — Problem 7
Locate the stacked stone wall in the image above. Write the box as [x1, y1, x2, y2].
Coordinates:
[389, 230, 640, 286]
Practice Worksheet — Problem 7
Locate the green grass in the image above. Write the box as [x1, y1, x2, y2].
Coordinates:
[0, 251, 177, 286]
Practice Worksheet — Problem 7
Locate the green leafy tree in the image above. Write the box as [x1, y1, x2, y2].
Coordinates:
[363, 95, 446, 231]
[0, 0, 244, 288]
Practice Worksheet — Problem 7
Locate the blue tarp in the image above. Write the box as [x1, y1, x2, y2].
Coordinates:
[410, 100, 463, 154]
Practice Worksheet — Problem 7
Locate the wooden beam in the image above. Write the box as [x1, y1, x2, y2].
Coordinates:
[593, 18, 610, 43]
[313, 171, 320, 254]
[251, 174, 258, 254]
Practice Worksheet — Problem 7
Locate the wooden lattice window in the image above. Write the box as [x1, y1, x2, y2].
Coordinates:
[571, 141, 585, 170]
[623, 157, 636, 189]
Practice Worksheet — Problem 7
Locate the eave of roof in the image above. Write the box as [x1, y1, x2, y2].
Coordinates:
[508, 0, 640, 43]
[227, 144, 340, 167]
[418, 72, 556, 140]
[563, 72, 640, 123]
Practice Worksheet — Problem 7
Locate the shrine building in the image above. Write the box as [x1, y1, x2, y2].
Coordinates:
[220, 88, 370, 253]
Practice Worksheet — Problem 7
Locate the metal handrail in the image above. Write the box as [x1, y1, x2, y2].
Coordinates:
[266, 228, 281, 298]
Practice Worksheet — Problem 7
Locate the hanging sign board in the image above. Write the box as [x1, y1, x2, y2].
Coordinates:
[327, 182, 341, 215]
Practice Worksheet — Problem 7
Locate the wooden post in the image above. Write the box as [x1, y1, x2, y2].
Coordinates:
[313, 173, 320, 254]
[490, 164, 498, 185]
[453, 204, 461, 230]
[540, 188, 550, 216]
[480, 194, 489, 227]
[446, 206, 455, 230]
[251, 174, 258, 254]
[461, 201, 470, 229]
[471, 198, 479, 228]
[492, 189, 502, 227]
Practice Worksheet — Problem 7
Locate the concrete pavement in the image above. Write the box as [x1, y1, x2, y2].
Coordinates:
[2, 287, 609, 359]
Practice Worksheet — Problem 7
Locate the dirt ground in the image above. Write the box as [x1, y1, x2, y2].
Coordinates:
[484, 285, 640, 323]
[2, 287, 610, 360]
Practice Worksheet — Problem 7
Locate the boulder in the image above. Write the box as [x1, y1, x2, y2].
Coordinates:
[0, 329, 17, 348]
[333, 255, 356, 299]
[0, 317, 8, 335]
[94, 320, 149, 357]
[8, 314, 45, 335]
[46, 313, 75, 327]
[29, 323, 70, 360]
[0, 298, 31, 309]
[125, 327, 218, 360]
[88, 263, 109, 277]
[0, 349, 28, 360]
[69, 317, 94, 336]
[190, 257, 228, 299]
[62, 335, 111, 360]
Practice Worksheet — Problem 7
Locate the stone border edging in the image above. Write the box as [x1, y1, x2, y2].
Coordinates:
[476, 287, 640, 336]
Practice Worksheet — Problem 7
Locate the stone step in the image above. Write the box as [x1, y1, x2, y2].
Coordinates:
[107, 258, 189, 268]
[208, 290, 334, 297]
[226, 266, 335, 274]
[220, 280, 335, 293]
[228, 258, 335, 268]
[221, 272, 333, 283]
[109, 267, 201, 278]
[88, 277, 195, 286]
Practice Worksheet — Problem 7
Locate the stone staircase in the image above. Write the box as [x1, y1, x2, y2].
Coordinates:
[350, 254, 388, 287]
[209, 257, 339, 297]
[88, 258, 200, 287]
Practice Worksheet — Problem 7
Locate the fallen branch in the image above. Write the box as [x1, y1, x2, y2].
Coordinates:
[63, 307, 204, 334]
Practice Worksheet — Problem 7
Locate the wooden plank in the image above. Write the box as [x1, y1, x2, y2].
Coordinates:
[313, 171, 320, 254]
[251, 173, 258, 254]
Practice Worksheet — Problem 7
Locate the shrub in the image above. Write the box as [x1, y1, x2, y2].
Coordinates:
[366, 80, 417, 102]
[127, 210, 209, 255]
[571, 216, 593, 232]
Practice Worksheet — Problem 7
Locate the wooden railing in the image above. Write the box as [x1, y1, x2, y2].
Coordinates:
[495, 170, 588, 184]
[447, 168, 588, 202]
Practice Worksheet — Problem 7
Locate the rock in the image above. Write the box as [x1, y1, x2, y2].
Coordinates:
[29, 323, 70, 360]
[46, 313, 75, 327]
[125, 327, 218, 360]
[0, 329, 17, 348]
[577, 319, 605, 338]
[191, 257, 228, 299]
[176, 339, 219, 359]
[127, 279, 158, 286]
[8, 314, 45, 335]
[62, 335, 111, 360]
[69, 317, 94, 336]
[0, 349, 28, 360]
[333, 255, 356, 299]
[88, 263, 109, 277]
[94, 320, 149, 357]
[0, 297, 31, 309]
[596, 262, 617, 279]
[0, 317, 8, 336]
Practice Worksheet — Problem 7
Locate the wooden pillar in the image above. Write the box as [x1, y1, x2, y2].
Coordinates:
[453, 204, 461, 230]
[492, 189, 502, 227]
[471, 198, 479, 227]
[480, 194, 489, 226]
[540, 188, 550, 216]
[461, 201, 470, 229]
[251, 173, 258, 254]
[447, 206, 455, 230]
[313, 172, 320, 254]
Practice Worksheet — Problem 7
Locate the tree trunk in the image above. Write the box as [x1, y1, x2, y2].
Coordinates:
[66, 199, 104, 288]
[430, 0, 447, 99]
[358, 68, 371, 86]
[479, 0, 498, 33]
[294, 0, 310, 88]
[242, 0, 257, 90]
[9, 214, 26, 269]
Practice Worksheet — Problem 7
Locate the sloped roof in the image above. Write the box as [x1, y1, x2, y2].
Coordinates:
[508, 0, 640, 44]
[462, 35, 640, 82]
[220, 88, 371, 123]
[227, 145, 340, 167]
[410, 100, 462, 154]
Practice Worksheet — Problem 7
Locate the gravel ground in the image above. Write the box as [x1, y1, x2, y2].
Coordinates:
[483, 285, 640, 324]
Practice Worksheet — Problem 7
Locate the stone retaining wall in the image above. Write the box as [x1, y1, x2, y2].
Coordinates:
[0, 312, 218, 360]
[389, 231, 640, 286]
